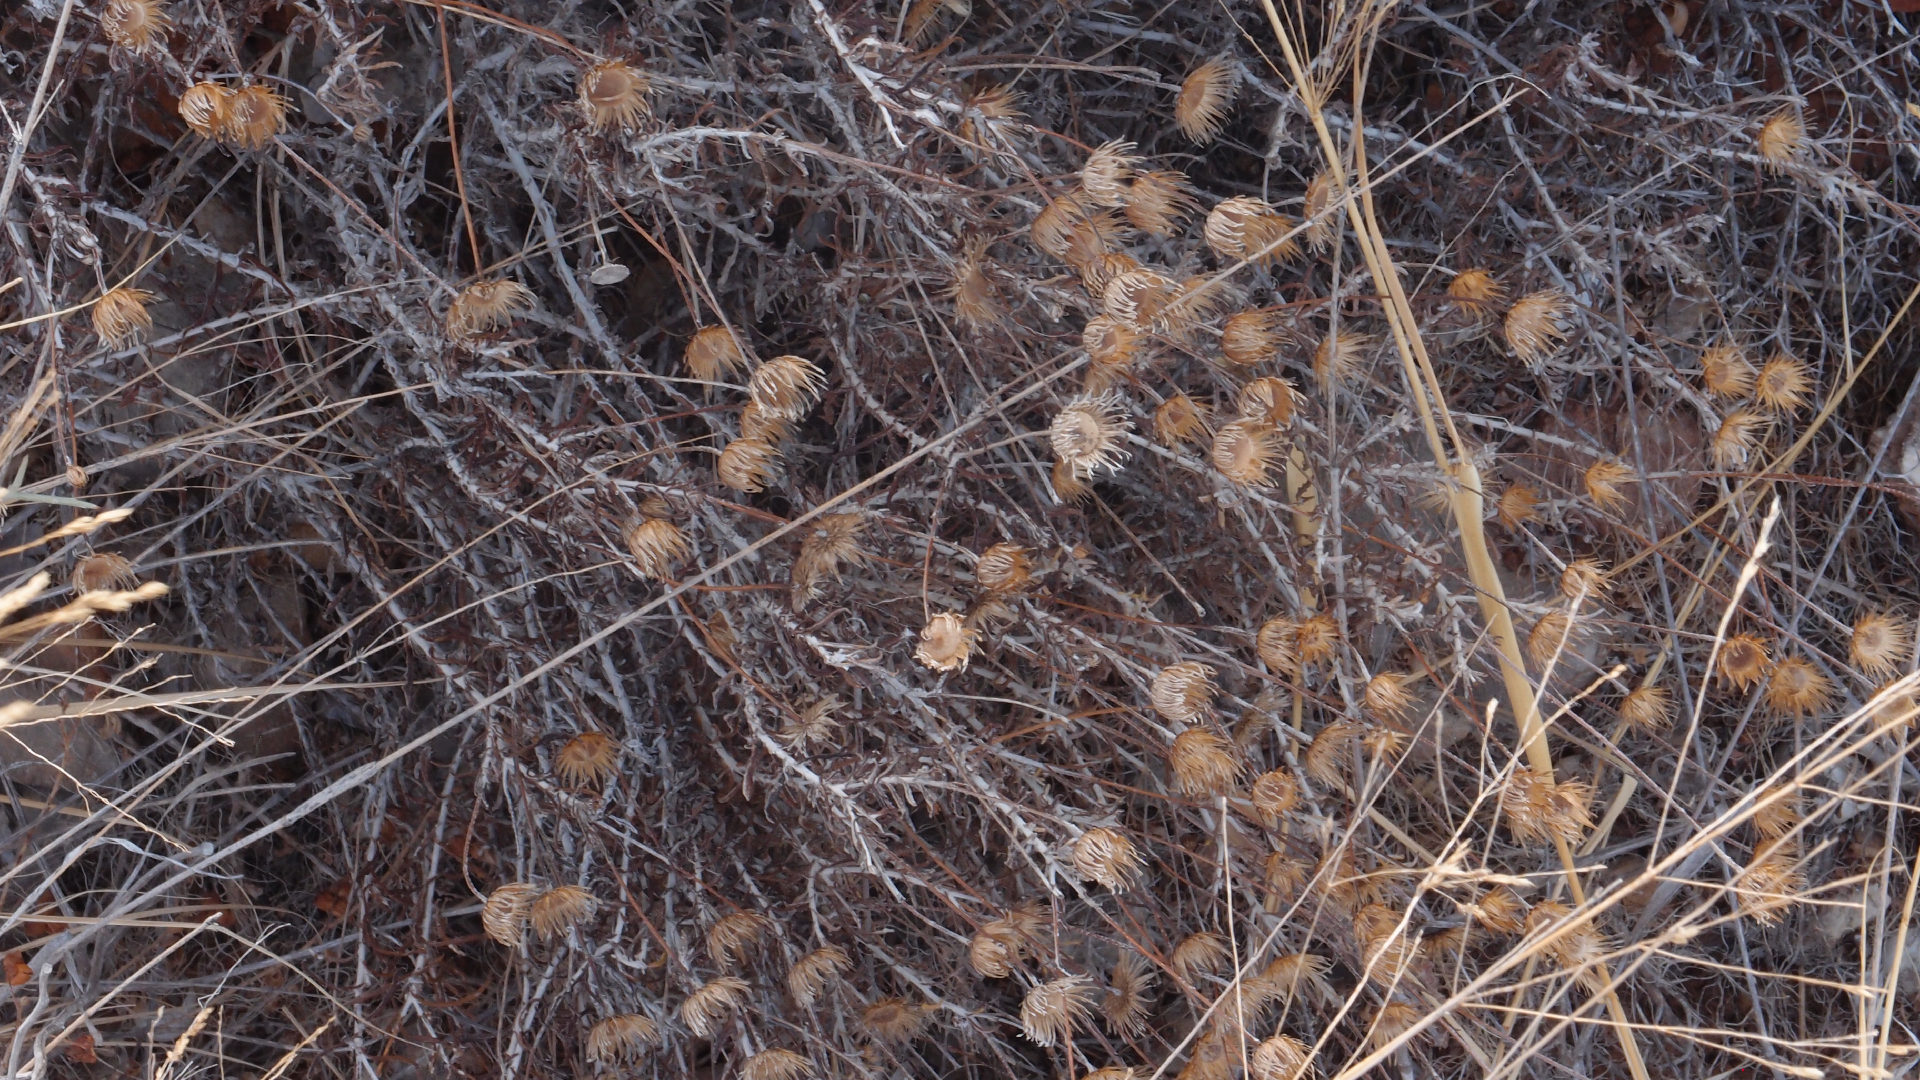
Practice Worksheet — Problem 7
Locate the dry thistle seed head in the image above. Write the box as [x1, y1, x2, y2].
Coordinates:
[716, 436, 782, 492]
[1084, 315, 1142, 370]
[1718, 633, 1772, 690]
[481, 882, 540, 946]
[1050, 391, 1133, 478]
[1851, 612, 1912, 679]
[530, 884, 598, 940]
[1102, 268, 1177, 329]
[1211, 419, 1283, 486]
[217, 84, 286, 149]
[740, 1049, 813, 1080]
[578, 60, 651, 133]
[1256, 617, 1300, 673]
[1085, 1069, 1136, 1080]
[791, 512, 867, 606]
[914, 611, 978, 672]
[748, 355, 828, 421]
[1220, 309, 1281, 366]
[1170, 930, 1231, 981]
[625, 517, 691, 580]
[1019, 975, 1097, 1046]
[91, 287, 155, 347]
[1755, 111, 1806, 170]
[1250, 767, 1301, 821]
[1500, 767, 1594, 846]
[1031, 196, 1089, 260]
[1260, 851, 1309, 904]
[1736, 839, 1807, 924]
[680, 976, 751, 1039]
[1295, 613, 1340, 665]
[1751, 785, 1800, 841]
[778, 696, 841, 750]
[686, 325, 751, 384]
[1313, 329, 1375, 387]
[553, 731, 620, 787]
[1154, 394, 1210, 447]
[860, 999, 933, 1044]
[1582, 459, 1636, 513]
[1203, 196, 1275, 262]
[1871, 681, 1920, 727]
[1125, 169, 1198, 236]
[1249, 1034, 1310, 1080]
[707, 910, 775, 967]
[1073, 826, 1143, 891]
[1301, 171, 1337, 250]
[975, 543, 1032, 593]
[957, 81, 1022, 146]
[1447, 268, 1507, 309]
[1151, 661, 1216, 722]
[1765, 656, 1832, 718]
[1080, 139, 1139, 207]
[1167, 276, 1237, 332]
[1494, 483, 1542, 529]
[1526, 610, 1583, 667]
[1503, 290, 1573, 365]
[1523, 899, 1608, 988]
[1352, 902, 1420, 986]
[1078, 250, 1141, 302]
[1103, 951, 1155, 1035]
[786, 945, 850, 1008]
[1237, 377, 1298, 426]
[1362, 672, 1415, 721]
[1051, 457, 1092, 504]
[968, 923, 1024, 979]
[1754, 353, 1813, 413]
[1619, 684, 1674, 731]
[1251, 951, 1330, 1005]
[1175, 57, 1236, 142]
[177, 81, 232, 138]
[948, 241, 1002, 326]
[1558, 557, 1608, 601]
[740, 401, 792, 444]
[1302, 720, 1357, 791]
[1235, 213, 1303, 267]
[72, 553, 137, 595]
[102, 0, 170, 54]
[586, 1014, 661, 1064]
[1467, 884, 1530, 935]
[1167, 727, 1239, 796]
[1700, 344, 1756, 398]
[1711, 408, 1770, 469]
[446, 279, 532, 338]
[1369, 1000, 1424, 1051]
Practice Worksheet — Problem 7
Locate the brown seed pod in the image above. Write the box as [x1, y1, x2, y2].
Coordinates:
[686, 325, 751, 384]
[585, 1014, 661, 1063]
[1619, 685, 1674, 731]
[1080, 139, 1138, 207]
[740, 401, 791, 444]
[1020, 975, 1097, 1046]
[1151, 662, 1216, 722]
[218, 84, 286, 149]
[778, 697, 841, 750]
[1174, 58, 1236, 142]
[975, 543, 1032, 593]
[1582, 459, 1636, 513]
[1755, 112, 1806, 170]
[1526, 610, 1582, 667]
[1700, 344, 1756, 398]
[786, 945, 851, 1008]
[791, 512, 867, 608]
[717, 436, 782, 492]
[1250, 952, 1329, 1006]
[1170, 930, 1231, 981]
[1078, 250, 1141, 304]
[625, 518, 691, 580]
[680, 976, 751, 1038]
[1211, 419, 1282, 486]
[553, 731, 620, 787]
[1313, 330, 1375, 387]
[1102, 268, 1178, 329]
[968, 921, 1025, 979]
[1256, 617, 1299, 674]
[1051, 457, 1091, 504]
[1103, 951, 1155, 1035]
[1125, 169, 1198, 236]
[1447, 268, 1506, 308]
[1073, 826, 1143, 891]
[1495, 484, 1542, 529]
[748, 355, 828, 421]
[1851, 612, 1912, 679]
[1032, 196, 1089, 260]
[740, 1050, 813, 1080]
[1765, 656, 1832, 718]
[1362, 672, 1415, 721]
[578, 60, 651, 132]
[1503, 290, 1572, 364]
[446, 279, 532, 339]
[1753, 353, 1813, 413]
[860, 998, 934, 1044]
[1237, 377, 1298, 426]
[1524, 900, 1608, 989]
[530, 884, 598, 940]
[1249, 768, 1300, 822]
[178, 82, 232, 138]
[707, 910, 776, 967]
[72, 553, 138, 595]
[1051, 391, 1133, 478]
[1718, 633, 1772, 690]
[1167, 727, 1239, 796]
[1499, 767, 1593, 846]
[481, 883, 540, 946]
[1294, 613, 1340, 665]
[91, 287, 155, 347]
[1154, 394, 1210, 447]
[914, 612, 978, 672]
[1468, 884, 1529, 935]
[102, 0, 171, 54]
[1221, 309, 1281, 366]
[1249, 1034, 1310, 1080]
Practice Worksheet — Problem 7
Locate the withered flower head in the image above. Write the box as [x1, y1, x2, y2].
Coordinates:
[1170, 930, 1231, 981]
[1559, 557, 1608, 601]
[1701, 344, 1756, 398]
[1155, 394, 1210, 447]
[1736, 839, 1806, 924]
[446, 279, 532, 339]
[1582, 459, 1636, 513]
[975, 543, 1032, 593]
[1851, 612, 1912, 680]
[1468, 884, 1530, 935]
[1080, 139, 1138, 207]
[717, 436, 782, 492]
[481, 882, 540, 946]
[1495, 483, 1542, 530]
[1084, 315, 1142, 370]
[1249, 768, 1301, 821]
[92, 287, 155, 347]
[1175, 58, 1236, 143]
[72, 553, 138, 595]
[748, 355, 828, 421]
[1447, 268, 1506, 308]
[530, 883, 598, 940]
[1719, 633, 1771, 690]
[680, 976, 751, 1039]
[1754, 353, 1813, 413]
[178, 82, 232, 138]
[1619, 684, 1674, 731]
[1125, 169, 1198, 236]
[586, 1014, 661, 1063]
[740, 1050, 813, 1080]
[1211, 419, 1282, 486]
[579, 60, 652, 132]
[218, 84, 287, 149]
[778, 696, 841, 751]
[1073, 826, 1143, 891]
[1221, 309, 1281, 366]
[1261, 852, 1309, 906]
[1751, 784, 1801, 841]
[1204, 196, 1276, 262]
[949, 240, 1002, 327]
[1151, 661, 1216, 722]
[1765, 656, 1832, 718]
[1167, 727, 1239, 796]
[102, 0, 170, 55]
[1314, 329, 1376, 388]
[1102, 268, 1178, 329]
[1362, 671, 1415, 721]
[1503, 290, 1572, 364]
[914, 611, 979, 672]
[740, 401, 791, 443]
[625, 517, 691, 580]
[1712, 409, 1770, 470]
[1369, 1000, 1425, 1050]
[1499, 767, 1593, 846]
[786, 945, 851, 1008]
[1020, 975, 1098, 1046]
[1103, 951, 1155, 1035]
[1249, 1034, 1310, 1080]
[1526, 610, 1583, 667]
[553, 731, 620, 787]
[1295, 613, 1340, 665]
[686, 325, 751, 384]
[860, 998, 933, 1044]
[1755, 111, 1806, 170]
[1256, 617, 1299, 674]
[1050, 391, 1133, 479]
[1302, 171, 1337, 250]
[706, 910, 776, 968]
[1524, 899, 1608, 989]
[1237, 376, 1298, 427]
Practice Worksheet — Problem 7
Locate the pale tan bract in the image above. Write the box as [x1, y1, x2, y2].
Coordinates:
[177, 82, 232, 138]
[553, 731, 619, 787]
[1154, 394, 1209, 447]
[625, 517, 691, 580]
[1174, 58, 1235, 142]
[1170, 930, 1230, 980]
[1167, 727, 1238, 796]
[1080, 139, 1138, 207]
[1103, 951, 1155, 1035]
[1701, 344, 1756, 398]
[1619, 685, 1674, 731]
[707, 910, 776, 967]
[786, 945, 850, 1008]
[680, 976, 751, 1038]
[1050, 392, 1132, 479]
[1249, 1034, 1311, 1080]
[1211, 419, 1281, 486]
[1256, 617, 1299, 673]
[686, 325, 751, 384]
[1765, 656, 1832, 718]
[1124, 169, 1197, 236]
[530, 884, 598, 940]
[1504, 289, 1572, 364]
[102, 0, 170, 54]
[975, 543, 1032, 593]
[1755, 112, 1806, 170]
[740, 1049, 813, 1080]
[717, 436, 781, 492]
[446, 279, 532, 339]
[1850, 612, 1912, 679]
[1719, 633, 1772, 690]
[748, 355, 828, 421]
[219, 85, 286, 149]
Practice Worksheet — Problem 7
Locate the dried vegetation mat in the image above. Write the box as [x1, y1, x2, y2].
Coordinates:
[0, 0, 1917, 1077]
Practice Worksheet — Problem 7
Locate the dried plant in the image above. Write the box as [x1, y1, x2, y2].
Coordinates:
[585, 1014, 660, 1063]
[1151, 662, 1217, 722]
[529, 884, 598, 940]
[481, 884, 541, 947]
[91, 287, 154, 347]
[1020, 975, 1097, 1046]
[578, 60, 652, 132]
[786, 946, 851, 1008]
[1174, 58, 1236, 142]
[553, 731, 620, 787]
[1073, 827, 1143, 892]
[680, 977, 751, 1038]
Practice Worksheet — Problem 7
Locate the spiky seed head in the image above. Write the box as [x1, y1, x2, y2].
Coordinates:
[1204, 196, 1274, 262]
[680, 976, 751, 1038]
[740, 401, 792, 444]
[446, 279, 532, 338]
[481, 883, 540, 946]
[1103, 951, 1155, 1035]
[1261, 852, 1309, 906]
[72, 553, 137, 595]
[218, 84, 286, 149]
[1362, 672, 1415, 720]
[1032, 196, 1088, 260]
[1765, 656, 1831, 718]
[1080, 139, 1138, 207]
[1619, 685, 1674, 731]
[740, 1050, 813, 1080]
[686, 325, 751, 384]
[1050, 392, 1133, 478]
[1754, 353, 1813, 413]
[1175, 58, 1236, 142]
[1211, 419, 1282, 486]
[786, 945, 850, 1008]
[1165, 276, 1237, 334]
[530, 884, 598, 940]
[1240, 212, 1303, 266]
[1301, 172, 1336, 250]
[92, 287, 155, 347]
[1369, 1000, 1424, 1050]
[1086, 1069, 1136, 1080]
[1084, 315, 1142, 371]
[749, 355, 828, 420]
[1073, 826, 1143, 891]
[586, 1014, 661, 1063]
[579, 60, 651, 132]
[1701, 344, 1756, 398]
[1237, 377, 1298, 426]
[1151, 662, 1216, 722]
[1756, 112, 1806, 169]
[958, 82, 1022, 145]
[1447, 268, 1506, 308]
[178, 82, 231, 138]
[1500, 767, 1593, 845]
[1051, 457, 1091, 504]
[1719, 633, 1771, 690]
[1170, 930, 1231, 981]
[1221, 309, 1280, 366]
[779, 696, 841, 750]
[717, 436, 782, 492]
[554, 731, 620, 787]
[968, 923, 1023, 979]
[1295, 613, 1340, 665]
[103, 0, 170, 54]
[1249, 1034, 1310, 1080]
[1167, 727, 1239, 796]
[1524, 899, 1608, 988]
[1352, 902, 1420, 986]
[1250, 768, 1300, 822]
[1503, 290, 1572, 364]
[946, 241, 1001, 327]
[1020, 975, 1097, 1046]
[1495, 484, 1542, 529]
[914, 612, 979, 672]
[975, 543, 1031, 593]
[1078, 250, 1141, 302]
[791, 512, 867, 607]
[1526, 610, 1583, 666]
[1736, 839, 1806, 923]
[1313, 330, 1375, 387]
[1583, 459, 1635, 512]
[625, 518, 691, 579]
[1102, 268, 1178, 329]
[1711, 409, 1770, 469]
[1125, 169, 1198, 236]
[1871, 681, 1920, 727]
[1256, 617, 1299, 673]
[1468, 884, 1530, 935]
[1751, 785, 1800, 841]
[1303, 721, 1356, 790]
[1251, 952, 1329, 1005]
[1851, 612, 1911, 679]
[707, 910, 775, 967]
[1556, 557, 1606, 601]
[860, 999, 933, 1044]
[1154, 394, 1210, 447]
